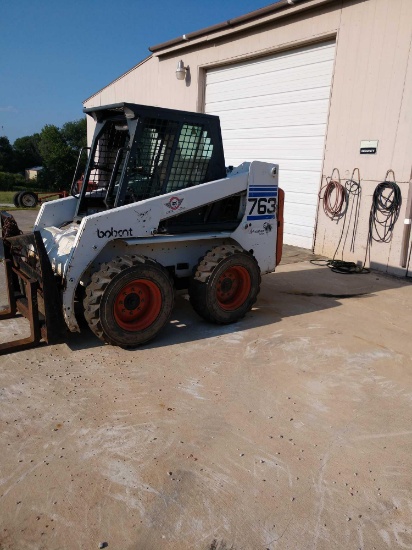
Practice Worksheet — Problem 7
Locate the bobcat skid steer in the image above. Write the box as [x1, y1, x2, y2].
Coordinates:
[0, 103, 284, 355]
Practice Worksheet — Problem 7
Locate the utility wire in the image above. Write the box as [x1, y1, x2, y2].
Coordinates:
[406, 238, 412, 278]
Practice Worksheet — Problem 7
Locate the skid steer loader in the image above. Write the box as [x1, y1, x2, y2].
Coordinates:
[0, 103, 284, 355]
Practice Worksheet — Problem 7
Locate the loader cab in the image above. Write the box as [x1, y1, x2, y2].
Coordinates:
[72, 103, 228, 223]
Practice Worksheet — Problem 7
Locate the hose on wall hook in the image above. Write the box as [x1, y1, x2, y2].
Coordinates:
[346, 168, 362, 253]
[369, 170, 402, 243]
[313, 168, 368, 274]
[364, 169, 402, 267]
[319, 168, 347, 221]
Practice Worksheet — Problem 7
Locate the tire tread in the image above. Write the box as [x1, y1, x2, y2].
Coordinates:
[84, 255, 173, 346]
[189, 244, 261, 324]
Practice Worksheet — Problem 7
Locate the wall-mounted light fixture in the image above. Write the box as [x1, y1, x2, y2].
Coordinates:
[176, 60, 189, 81]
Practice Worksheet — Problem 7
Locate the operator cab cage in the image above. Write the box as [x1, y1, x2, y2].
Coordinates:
[72, 103, 227, 218]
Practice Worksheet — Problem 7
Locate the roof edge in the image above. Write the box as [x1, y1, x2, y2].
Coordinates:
[83, 55, 152, 105]
[149, 0, 309, 53]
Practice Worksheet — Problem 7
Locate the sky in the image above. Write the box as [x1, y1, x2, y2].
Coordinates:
[0, 0, 280, 144]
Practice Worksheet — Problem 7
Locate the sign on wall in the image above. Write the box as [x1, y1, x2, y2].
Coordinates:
[360, 140, 378, 154]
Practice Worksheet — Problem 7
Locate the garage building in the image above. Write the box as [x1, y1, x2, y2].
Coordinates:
[84, 0, 412, 277]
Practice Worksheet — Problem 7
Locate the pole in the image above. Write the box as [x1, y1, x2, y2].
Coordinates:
[400, 180, 412, 268]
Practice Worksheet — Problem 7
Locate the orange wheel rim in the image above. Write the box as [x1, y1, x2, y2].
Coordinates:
[216, 266, 251, 311]
[113, 279, 162, 331]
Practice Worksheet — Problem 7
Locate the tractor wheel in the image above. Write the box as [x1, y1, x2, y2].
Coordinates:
[84, 255, 174, 347]
[12, 192, 22, 207]
[18, 191, 38, 208]
[189, 244, 261, 324]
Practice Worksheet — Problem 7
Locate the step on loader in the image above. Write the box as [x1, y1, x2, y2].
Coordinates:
[0, 103, 284, 354]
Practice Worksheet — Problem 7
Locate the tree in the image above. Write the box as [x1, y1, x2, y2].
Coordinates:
[37, 118, 86, 190]
[61, 118, 87, 151]
[37, 125, 77, 190]
[0, 118, 87, 189]
[0, 136, 14, 172]
[13, 134, 42, 173]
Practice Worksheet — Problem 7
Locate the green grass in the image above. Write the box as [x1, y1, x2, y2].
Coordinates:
[0, 191, 18, 203]
[0, 189, 61, 208]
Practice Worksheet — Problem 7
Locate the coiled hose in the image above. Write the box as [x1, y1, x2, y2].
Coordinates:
[320, 170, 347, 220]
[368, 178, 402, 244]
[364, 172, 402, 266]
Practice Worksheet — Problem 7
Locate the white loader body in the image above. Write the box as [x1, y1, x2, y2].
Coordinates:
[34, 161, 279, 332]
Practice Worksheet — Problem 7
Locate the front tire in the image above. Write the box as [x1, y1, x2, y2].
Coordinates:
[189, 244, 261, 324]
[84, 255, 174, 347]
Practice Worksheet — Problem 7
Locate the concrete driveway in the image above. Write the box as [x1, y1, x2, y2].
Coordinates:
[1, 209, 412, 550]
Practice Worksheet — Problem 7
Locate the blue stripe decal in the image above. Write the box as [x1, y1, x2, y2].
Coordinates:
[247, 214, 276, 221]
[249, 192, 277, 198]
[250, 187, 278, 191]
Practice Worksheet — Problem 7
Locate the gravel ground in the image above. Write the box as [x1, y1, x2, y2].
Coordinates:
[1, 209, 412, 550]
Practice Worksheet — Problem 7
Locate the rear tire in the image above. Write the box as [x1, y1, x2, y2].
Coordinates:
[189, 244, 261, 324]
[18, 191, 38, 208]
[84, 255, 174, 347]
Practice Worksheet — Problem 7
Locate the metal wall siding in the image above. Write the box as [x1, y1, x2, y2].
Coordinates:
[205, 41, 336, 249]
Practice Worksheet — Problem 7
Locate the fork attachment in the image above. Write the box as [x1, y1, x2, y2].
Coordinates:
[0, 212, 67, 355]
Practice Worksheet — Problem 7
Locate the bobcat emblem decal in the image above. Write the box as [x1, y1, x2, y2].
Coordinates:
[165, 196, 184, 210]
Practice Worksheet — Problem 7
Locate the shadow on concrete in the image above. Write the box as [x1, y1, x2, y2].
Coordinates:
[63, 264, 410, 353]
[1, 209, 409, 353]
[1, 263, 406, 352]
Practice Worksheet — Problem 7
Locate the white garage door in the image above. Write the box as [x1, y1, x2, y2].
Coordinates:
[205, 41, 336, 249]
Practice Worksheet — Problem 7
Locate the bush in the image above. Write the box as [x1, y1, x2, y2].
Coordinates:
[0, 172, 27, 191]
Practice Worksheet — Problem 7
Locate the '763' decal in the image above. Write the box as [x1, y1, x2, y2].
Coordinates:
[247, 186, 277, 220]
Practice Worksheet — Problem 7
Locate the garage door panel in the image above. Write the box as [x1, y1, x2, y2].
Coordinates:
[284, 231, 313, 249]
[278, 173, 323, 193]
[226, 149, 324, 162]
[224, 135, 327, 154]
[206, 42, 335, 84]
[217, 97, 330, 117]
[207, 87, 332, 113]
[281, 191, 318, 206]
[226, 157, 324, 173]
[279, 169, 325, 184]
[205, 41, 335, 249]
[222, 124, 327, 139]
[217, 103, 331, 129]
[284, 221, 315, 237]
[219, 114, 329, 130]
[206, 66, 335, 104]
[284, 205, 318, 225]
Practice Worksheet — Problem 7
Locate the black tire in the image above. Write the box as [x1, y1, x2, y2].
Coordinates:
[189, 244, 261, 324]
[18, 191, 38, 208]
[12, 191, 22, 207]
[83, 255, 174, 347]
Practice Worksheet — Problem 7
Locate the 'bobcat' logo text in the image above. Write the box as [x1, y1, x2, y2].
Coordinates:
[97, 227, 133, 239]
